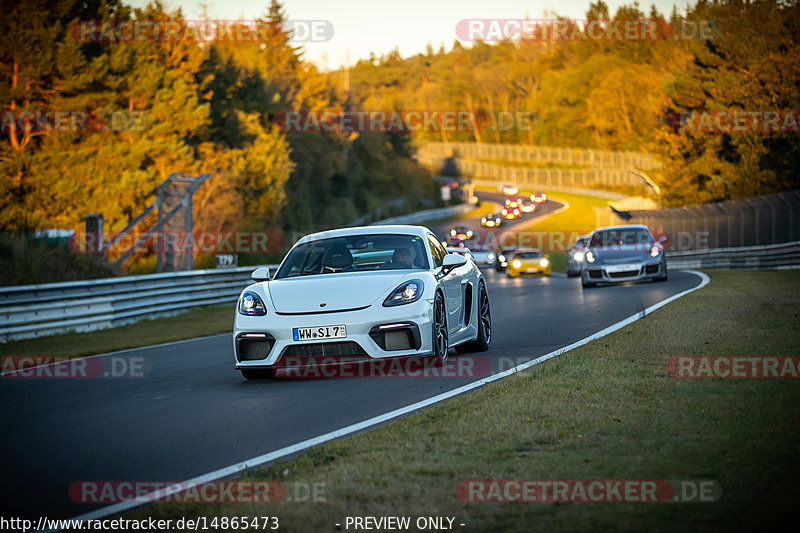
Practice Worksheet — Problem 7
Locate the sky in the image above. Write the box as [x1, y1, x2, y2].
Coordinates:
[127, 0, 694, 69]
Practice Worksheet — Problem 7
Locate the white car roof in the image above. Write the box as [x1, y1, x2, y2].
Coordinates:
[294, 225, 431, 246]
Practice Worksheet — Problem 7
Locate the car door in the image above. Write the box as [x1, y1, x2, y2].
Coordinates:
[427, 234, 463, 333]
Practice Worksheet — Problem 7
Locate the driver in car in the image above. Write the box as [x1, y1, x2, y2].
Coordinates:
[389, 245, 417, 269]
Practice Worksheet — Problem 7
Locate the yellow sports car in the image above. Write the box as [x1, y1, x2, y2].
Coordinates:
[506, 249, 551, 277]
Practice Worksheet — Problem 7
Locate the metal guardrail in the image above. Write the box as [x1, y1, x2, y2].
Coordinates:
[417, 142, 663, 171]
[666, 241, 800, 270]
[0, 266, 276, 342]
[370, 204, 473, 225]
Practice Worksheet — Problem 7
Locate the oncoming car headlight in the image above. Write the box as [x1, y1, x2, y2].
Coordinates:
[540, 258, 549, 267]
[573, 251, 585, 262]
[487, 252, 496, 262]
[586, 251, 596, 263]
[239, 291, 266, 316]
[650, 245, 661, 257]
[383, 280, 424, 307]
[512, 259, 522, 268]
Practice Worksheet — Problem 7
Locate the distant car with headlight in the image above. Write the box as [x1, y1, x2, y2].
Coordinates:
[501, 206, 521, 220]
[520, 200, 536, 213]
[501, 185, 519, 195]
[531, 192, 547, 203]
[581, 225, 668, 288]
[480, 214, 503, 228]
[506, 249, 551, 278]
[504, 197, 523, 209]
[494, 248, 517, 271]
[450, 225, 474, 241]
[566, 234, 591, 277]
[465, 246, 495, 266]
[233, 225, 492, 379]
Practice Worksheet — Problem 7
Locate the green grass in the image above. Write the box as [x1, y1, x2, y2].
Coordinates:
[132, 270, 800, 532]
[0, 304, 233, 358]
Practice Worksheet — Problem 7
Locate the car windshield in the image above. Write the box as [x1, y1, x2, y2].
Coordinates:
[515, 251, 543, 259]
[590, 229, 653, 248]
[275, 234, 429, 279]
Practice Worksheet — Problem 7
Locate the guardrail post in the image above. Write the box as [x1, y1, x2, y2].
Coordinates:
[156, 185, 164, 273]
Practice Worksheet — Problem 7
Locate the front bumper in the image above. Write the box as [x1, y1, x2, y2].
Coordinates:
[232, 298, 434, 369]
[508, 263, 551, 276]
[581, 260, 665, 284]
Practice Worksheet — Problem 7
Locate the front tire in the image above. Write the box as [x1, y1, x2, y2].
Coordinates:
[432, 291, 449, 362]
[456, 281, 491, 353]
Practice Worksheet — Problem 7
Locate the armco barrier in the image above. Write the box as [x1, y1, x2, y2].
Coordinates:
[370, 204, 473, 225]
[666, 241, 800, 270]
[0, 265, 276, 342]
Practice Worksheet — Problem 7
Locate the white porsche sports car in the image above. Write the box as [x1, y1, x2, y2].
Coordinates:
[233, 225, 492, 379]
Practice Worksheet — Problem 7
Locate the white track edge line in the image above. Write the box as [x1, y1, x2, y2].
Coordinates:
[55, 270, 710, 530]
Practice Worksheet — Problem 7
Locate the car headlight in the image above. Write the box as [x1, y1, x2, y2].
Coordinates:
[586, 251, 596, 263]
[487, 253, 495, 262]
[450, 229, 456, 236]
[540, 258, 549, 267]
[239, 291, 266, 316]
[498, 254, 506, 262]
[512, 259, 522, 268]
[495, 218, 500, 223]
[383, 279, 424, 307]
[481, 217, 486, 223]
[573, 251, 585, 262]
[650, 245, 661, 257]
[467, 231, 473, 238]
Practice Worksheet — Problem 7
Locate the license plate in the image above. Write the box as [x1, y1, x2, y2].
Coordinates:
[293, 325, 347, 341]
[606, 263, 640, 273]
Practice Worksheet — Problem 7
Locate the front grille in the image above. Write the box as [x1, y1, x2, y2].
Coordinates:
[645, 264, 660, 274]
[282, 341, 369, 361]
[609, 269, 641, 278]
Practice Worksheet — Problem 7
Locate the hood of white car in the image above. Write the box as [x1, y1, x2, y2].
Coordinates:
[266, 271, 411, 313]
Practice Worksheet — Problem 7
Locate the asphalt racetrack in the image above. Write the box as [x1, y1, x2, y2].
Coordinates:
[0, 266, 702, 520]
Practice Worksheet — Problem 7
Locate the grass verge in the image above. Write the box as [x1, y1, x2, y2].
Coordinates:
[0, 304, 233, 358]
[134, 270, 799, 532]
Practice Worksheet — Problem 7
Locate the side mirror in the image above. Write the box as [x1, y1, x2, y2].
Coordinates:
[442, 253, 468, 273]
[251, 267, 271, 282]
[657, 235, 668, 244]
